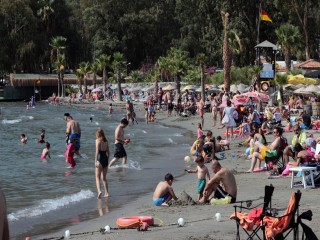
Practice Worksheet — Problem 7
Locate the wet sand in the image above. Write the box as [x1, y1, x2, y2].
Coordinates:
[33, 100, 320, 240]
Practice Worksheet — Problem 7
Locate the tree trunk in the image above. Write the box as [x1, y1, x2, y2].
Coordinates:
[60, 70, 65, 97]
[176, 74, 181, 94]
[78, 78, 83, 95]
[57, 70, 60, 97]
[103, 68, 107, 99]
[284, 48, 291, 73]
[117, 69, 122, 101]
[93, 73, 97, 89]
[153, 77, 158, 100]
[222, 12, 231, 92]
[200, 65, 205, 102]
[84, 76, 87, 94]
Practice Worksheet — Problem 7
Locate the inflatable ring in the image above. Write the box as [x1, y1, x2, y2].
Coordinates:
[116, 216, 154, 229]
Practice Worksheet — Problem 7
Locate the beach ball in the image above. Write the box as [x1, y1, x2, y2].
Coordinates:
[184, 156, 191, 163]
[178, 217, 185, 227]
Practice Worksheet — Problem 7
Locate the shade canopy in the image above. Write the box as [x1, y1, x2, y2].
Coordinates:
[255, 40, 278, 50]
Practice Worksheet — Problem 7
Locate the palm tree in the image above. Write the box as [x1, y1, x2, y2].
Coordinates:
[196, 53, 207, 102]
[56, 54, 66, 97]
[275, 23, 302, 72]
[221, 11, 231, 92]
[79, 62, 91, 94]
[112, 52, 125, 101]
[96, 54, 111, 98]
[50, 36, 67, 96]
[91, 60, 99, 89]
[75, 68, 84, 94]
[167, 48, 190, 94]
[37, 0, 54, 35]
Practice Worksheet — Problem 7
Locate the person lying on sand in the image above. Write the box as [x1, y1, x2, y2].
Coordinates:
[200, 160, 237, 204]
[153, 173, 178, 206]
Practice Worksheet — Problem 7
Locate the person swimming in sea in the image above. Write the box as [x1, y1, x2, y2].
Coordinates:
[21, 134, 27, 144]
[40, 142, 51, 160]
[38, 129, 46, 144]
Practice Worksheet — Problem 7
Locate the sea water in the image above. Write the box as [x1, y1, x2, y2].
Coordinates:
[0, 102, 193, 239]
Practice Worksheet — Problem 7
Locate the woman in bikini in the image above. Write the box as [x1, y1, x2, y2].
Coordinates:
[95, 128, 110, 199]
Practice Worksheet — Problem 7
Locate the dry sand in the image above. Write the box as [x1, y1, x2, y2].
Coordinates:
[33, 100, 320, 240]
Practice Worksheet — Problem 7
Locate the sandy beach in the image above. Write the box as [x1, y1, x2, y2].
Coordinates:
[31, 100, 320, 240]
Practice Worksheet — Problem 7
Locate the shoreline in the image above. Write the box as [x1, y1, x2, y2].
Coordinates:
[26, 101, 320, 240]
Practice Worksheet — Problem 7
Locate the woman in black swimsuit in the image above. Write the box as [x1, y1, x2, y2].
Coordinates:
[95, 129, 110, 199]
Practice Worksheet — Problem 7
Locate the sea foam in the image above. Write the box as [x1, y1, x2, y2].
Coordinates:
[8, 189, 94, 221]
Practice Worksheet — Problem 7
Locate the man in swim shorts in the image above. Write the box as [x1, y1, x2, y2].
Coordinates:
[200, 160, 237, 204]
[64, 113, 82, 157]
[108, 118, 129, 167]
[153, 173, 178, 206]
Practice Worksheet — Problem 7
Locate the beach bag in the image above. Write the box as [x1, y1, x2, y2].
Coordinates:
[222, 114, 230, 124]
[210, 196, 232, 205]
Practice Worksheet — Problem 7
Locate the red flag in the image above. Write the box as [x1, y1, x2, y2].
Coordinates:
[261, 9, 272, 22]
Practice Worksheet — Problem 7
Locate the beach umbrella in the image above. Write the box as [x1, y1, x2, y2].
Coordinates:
[91, 87, 102, 93]
[242, 91, 269, 102]
[288, 74, 318, 85]
[163, 84, 176, 91]
[230, 84, 238, 93]
[182, 85, 197, 91]
[301, 85, 320, 93]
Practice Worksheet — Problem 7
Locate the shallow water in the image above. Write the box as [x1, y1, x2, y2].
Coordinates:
[0, 102, 193, 239]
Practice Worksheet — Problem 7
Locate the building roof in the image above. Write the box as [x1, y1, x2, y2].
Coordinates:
[294, 59, 320, 69]
[255, 40, 278, 50]
[9, 73, 102, 87]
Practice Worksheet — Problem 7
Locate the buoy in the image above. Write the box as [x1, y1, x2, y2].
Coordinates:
[64, 230, 70, 238]
[104, 225, 111, 233]
[184, 156, 191, 163]
[116, 216, 154, 229]
[178, 217, 185, 227]
[215, 213, 222, 222]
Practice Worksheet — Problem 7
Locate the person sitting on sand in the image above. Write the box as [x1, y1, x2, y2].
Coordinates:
[153, 173, 178, 206]
[185, 156, 210, 200]
[216, 136, 230, 151]
[200, 160, 237, 204]
[247, 127, 282, 172]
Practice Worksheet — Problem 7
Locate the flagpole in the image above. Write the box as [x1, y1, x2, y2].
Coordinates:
[256, 1, 262, 65]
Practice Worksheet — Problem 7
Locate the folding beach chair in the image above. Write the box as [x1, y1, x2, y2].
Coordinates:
[297, 210, 319, 240]
[261, 190, 302, 240]
[230, 184, 274, 240]
[265, 136, 287, 172]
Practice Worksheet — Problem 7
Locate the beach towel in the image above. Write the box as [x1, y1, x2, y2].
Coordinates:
[230, 208, 263, 231]
[263, 192, 296, 239]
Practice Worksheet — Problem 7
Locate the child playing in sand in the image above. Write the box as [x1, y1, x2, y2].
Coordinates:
[38, 129, 46, 144]
[21, 134, 27, 144]
[185, 156, 210, 200]
[65, 138, 76, 168]
[40, 142, 51, 160]
[197, 123, 204, 138]
[153, 173, 178, 206]
[284, 118, 293, 132]
[216, 136, 230, 150]
[190, 138, 204, 160]
[109, 103, 113, 116]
